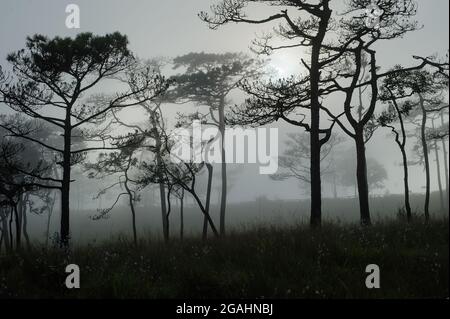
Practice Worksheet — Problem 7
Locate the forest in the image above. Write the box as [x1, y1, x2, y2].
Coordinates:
[0, 0, 448, 299]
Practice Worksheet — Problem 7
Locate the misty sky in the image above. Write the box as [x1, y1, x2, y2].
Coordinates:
[0, 0, 449, 203]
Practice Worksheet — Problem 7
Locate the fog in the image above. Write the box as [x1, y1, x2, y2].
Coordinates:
[0, 0, 448, 244]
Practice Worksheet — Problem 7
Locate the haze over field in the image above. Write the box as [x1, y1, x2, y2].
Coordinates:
[0, 0, 448, 301]
[0, 1, 448, 202]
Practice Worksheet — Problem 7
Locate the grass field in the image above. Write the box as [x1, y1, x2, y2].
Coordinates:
[0, 218, 448, 299]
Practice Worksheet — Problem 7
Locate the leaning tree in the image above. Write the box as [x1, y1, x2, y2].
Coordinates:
[170, 52, 260, 236]
[86, 132, 148, 246]
[139, 130, 220, 240]
[378, 67, 417, 221]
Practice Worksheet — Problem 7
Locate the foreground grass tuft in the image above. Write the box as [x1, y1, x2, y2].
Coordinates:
[0, 219, 448, 298]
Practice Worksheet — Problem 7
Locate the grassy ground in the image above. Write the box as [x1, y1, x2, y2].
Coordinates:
[0, 218, 448, 299]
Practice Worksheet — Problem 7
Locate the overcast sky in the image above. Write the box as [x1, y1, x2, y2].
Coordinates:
[0, 0, 449, 202]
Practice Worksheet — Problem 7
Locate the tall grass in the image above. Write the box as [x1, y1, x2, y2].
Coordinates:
[0, 218, 448, 299]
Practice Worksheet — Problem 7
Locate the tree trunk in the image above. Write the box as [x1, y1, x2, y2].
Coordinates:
[159, 182, 168, 241]
[308, 6, 331, 228]
[310, 123, 322, 228]
[432, 120, 445, 212]
[218, 97, 227, 236]
[60, 124, 72, 247]
[309, 61, 321, 227]
[399, 123, 412, 221]
[400, 144, 412, 221]
[13, 203, 21, 250]
[355, 130, 371, 226]
[180, 190, 184, 240]
[165, 189, 173, 242]
[153, 117, 168, 242]
[419, 96, 430, 220]
[392, 100, 412, 221]
[46, 168, 59, 248]
[9, 207, 13, 250]
[22, 194, 31, 250]
[124, 177, 137, 247]
[45, 190, 57, 248]
[202, 163, 213, 240]
[190, 191, 219, 237]
[17, 197, 23, 233]
[0, 208, 11, 253]
[440, 112, 449, 211]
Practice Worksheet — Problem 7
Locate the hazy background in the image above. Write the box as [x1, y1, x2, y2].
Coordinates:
[0, 0, 448, 242]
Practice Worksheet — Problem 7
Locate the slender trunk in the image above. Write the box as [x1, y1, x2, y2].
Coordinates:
[419, 95, 430, 220]
[180, 190, 184, 240]
[190, 191, 219, 237]
[441, 138, 449, 211]
[432, 120, 445, 212]
[124, 178, 137, 246]
[309, 5, 331, 227]
[121, 153, 138, 246]
[0, 211, 5, 253]
[441, 112, 449, 211]
[309, 131, 323, 224]
[13, 203, 21, 250]
[60, 124, 72, 247]
[159, 182, 168, 241]
[153, 116, 168, 242]
[9, 207, 13, 250]
[17, 197, 23, 232]
[0, 208, 11, 252]
[355, 130, 371, 226]
[392, 100, 412, 221]
[128, 195, 137, 246]
[45, 190, 57, 248]
[400, 145, 412, 221]
[203, 163, 213, 240]
[309, 59, 322, 228]
[218, 97, 227, 236]
[165, 189, 172, 242]
[22, 195, 31, 250]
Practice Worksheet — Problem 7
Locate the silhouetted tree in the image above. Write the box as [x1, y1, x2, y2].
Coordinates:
[201, 0, 433, 227]
[201, 0, 343, 228]
[378, 67, 417, 220]
[434, 109, 449, 210]
[229, 75, 341, 224]
[429, 115, 448, 213]
[86, 133, 148, 246]
[139, 133, 220, 239]
[0, 33, 166, 246]
[402, 70, 448, 220]
[0, 123, 53, 250]
[315, 0, 438, 225]
[170, 52, 260, 236]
